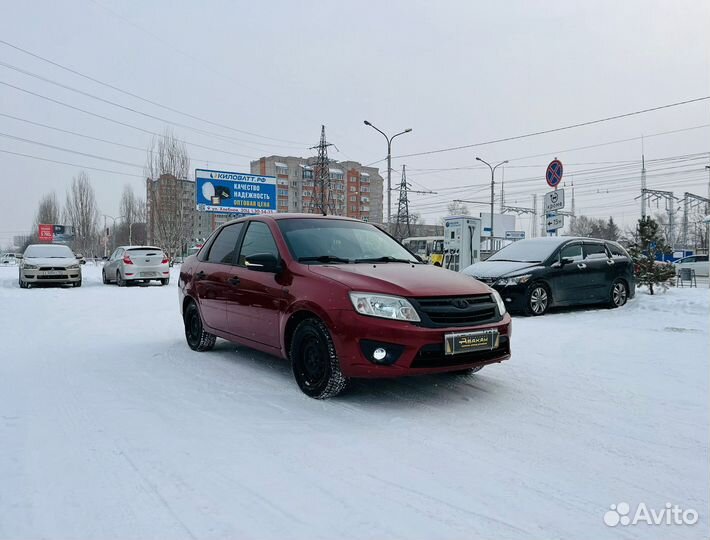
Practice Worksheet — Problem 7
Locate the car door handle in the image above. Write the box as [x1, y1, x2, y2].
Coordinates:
[577, 263, 587, 269]
[195, 270, 206, 280]
[228, 276, 241, 286]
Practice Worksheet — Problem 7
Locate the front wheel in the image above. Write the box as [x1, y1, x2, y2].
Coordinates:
[74, 280, 82, 288]
[102, 270, 109, 284]
[290, 318, 348, 399]
[184, 302, 216, 351]
[608, 279, 628, 308]
[526, 283, 550, 316]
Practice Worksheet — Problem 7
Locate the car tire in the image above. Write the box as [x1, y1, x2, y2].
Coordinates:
[525, 283, 550, 316]
[160, 278, 170, 286]
[74, 280, 82, 288]
[116, 271, 125, 287]
[102, 270, 109, 284]
[19, 277, 27, 289]
[608, 279, 628, 308]
[290, 318, 348, 399]
[184, 302, 216, 352]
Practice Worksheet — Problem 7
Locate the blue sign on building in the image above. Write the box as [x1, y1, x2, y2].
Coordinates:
[195, 169, 277, 214]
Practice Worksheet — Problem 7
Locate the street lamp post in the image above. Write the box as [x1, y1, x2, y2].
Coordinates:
[364, 121, 412, 230]
[475, 157, 508, 249]
[102, 214, 125, 254]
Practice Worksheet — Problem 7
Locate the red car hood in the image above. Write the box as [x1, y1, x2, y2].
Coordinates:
[307, 263, 492, 297]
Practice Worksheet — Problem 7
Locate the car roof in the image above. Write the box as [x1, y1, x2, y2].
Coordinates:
[512, 236, 607, 247]
[116, 245, 162, 250]
[222, 212, 364, 227]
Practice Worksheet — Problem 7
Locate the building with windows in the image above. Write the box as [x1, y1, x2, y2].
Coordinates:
[250, 156, 384, 223]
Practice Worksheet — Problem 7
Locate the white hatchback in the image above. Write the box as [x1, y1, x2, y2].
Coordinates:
[674, 255, 709, 277]
[102, 246, 170, 286]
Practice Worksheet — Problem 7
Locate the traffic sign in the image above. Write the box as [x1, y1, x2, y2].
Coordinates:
[505, 231, 526, 240]
[546, 214, 564, 231]
[544, 188, 565, 212]
[546, 159, 563, 188]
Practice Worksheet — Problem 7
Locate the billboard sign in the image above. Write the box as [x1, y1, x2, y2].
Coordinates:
[38, 224, 75, 243]
[195, 169, 277, 214]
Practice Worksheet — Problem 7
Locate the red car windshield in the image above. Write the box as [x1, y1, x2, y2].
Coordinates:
[278, 219, 418, 264]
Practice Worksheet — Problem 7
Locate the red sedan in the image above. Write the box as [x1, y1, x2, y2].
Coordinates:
[179, 214, 512, 399]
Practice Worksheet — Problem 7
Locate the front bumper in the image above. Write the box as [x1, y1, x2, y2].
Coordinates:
[22, 269, 81, 284]
[329, 310, 512, 378]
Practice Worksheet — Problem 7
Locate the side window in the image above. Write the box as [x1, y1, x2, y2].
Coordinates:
[238, 222, 279, 266]
[606, 242, 627, 258]
[685, 256, 697, 263]
[115, 249, 124, 259]
[584, 243, 608, 260]
[559, 243, 583, 262]
[698, 256, 709, 263]
[109, 249, 119, 260]
[206, 223, 243, 264]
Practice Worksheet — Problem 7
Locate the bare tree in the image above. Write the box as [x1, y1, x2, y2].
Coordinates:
[34, 192, 61, 227]
[145, 128, 190, 183]
[446, 200, 470, 216]
[63, 171, 100, 255]
[117, 185, 147, 245]
[145, 128, 192, 257]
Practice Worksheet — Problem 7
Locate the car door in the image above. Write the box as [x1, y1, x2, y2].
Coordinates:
[694, 255, 709, 277]
[104, 249, 118, 275]
[225, 221, 285, 348]
[547, 241, 585, 304]
[582, 242, 614, 301]
[194, 223, 244, 332]
[108, 248, 123, 277]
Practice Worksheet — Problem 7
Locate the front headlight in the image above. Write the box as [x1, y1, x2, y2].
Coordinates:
[349, 292, 421, 322]
[490, 289, 507, 316]
[23, 264, 38, 270]
[67, 264, 80, 270]
[494, 273, 532, 287]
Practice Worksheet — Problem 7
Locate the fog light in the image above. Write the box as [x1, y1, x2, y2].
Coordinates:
[373, 348, 387, 361]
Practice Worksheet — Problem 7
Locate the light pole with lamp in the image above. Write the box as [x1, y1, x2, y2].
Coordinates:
[363, 121, 412, 230]
[102, 214, 125, 255]
[475, 157, 508, 249]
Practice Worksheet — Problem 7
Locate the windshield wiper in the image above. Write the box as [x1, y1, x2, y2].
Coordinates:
[354, 256, 418, 264]
[298, 255, 351, 264]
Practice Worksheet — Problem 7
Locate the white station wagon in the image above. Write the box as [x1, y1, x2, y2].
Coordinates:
[103, 246, 171, 286]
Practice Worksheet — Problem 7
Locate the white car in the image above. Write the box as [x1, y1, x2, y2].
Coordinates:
[674, 255, 709, 277]
[102, 245, 171, 286]
[19, 244, 82, 288]
[1, 253, 17, 265]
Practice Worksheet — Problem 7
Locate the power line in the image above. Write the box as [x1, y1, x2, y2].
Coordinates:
[0, 35, 307, 146]
[0, 112, 250, 169]
[0, 61, 305, 151]
[0, 148, 144, 178]
[0, 80, 264, 161]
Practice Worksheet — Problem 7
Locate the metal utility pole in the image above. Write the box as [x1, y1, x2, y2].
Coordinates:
[309, 125, 334, 215]
[705, 165, 710, 215]
[682, 192, 710, 249]
[363, 121, 412, 230]
[638, 188, 677, 246]
[475, 157, 508, 249]
[392, 165, 412, 241]
[532, 194, 537, 238]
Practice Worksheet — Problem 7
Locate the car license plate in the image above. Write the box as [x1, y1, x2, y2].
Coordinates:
[444, 330, 499, 355]
[140, 272, 155, 277]
[40, 271, 63, 277]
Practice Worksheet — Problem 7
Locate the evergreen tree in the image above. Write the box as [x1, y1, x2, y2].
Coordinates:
[628, 216, 675, 295]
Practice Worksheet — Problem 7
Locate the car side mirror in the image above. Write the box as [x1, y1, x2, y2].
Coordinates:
[245, 253, 282, 273]
[552, 257, 573, 268]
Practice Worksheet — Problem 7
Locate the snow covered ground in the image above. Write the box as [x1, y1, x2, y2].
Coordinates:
[0, 264, 707, 540]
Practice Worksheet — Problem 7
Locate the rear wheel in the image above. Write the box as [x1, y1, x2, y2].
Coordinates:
[184, 302, 216, 351]
[526, 283, 550, 316]
[608, 279, 628, 308]
[160, 278, 170, 286]
[290, 318, 348, 399]
[116, 271, 125, 287]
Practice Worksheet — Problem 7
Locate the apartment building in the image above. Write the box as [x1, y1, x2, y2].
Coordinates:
[250, 156, 384, 223]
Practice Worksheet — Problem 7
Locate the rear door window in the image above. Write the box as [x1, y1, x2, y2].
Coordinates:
[206, 223, 244, 265]
[584, 243, 608, 260]
[606, 242, 628, 258]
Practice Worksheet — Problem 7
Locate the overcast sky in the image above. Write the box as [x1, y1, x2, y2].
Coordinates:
[1, 0, 709, 246]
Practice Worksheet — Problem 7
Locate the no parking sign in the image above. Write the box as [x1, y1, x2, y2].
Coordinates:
[546, 159, 563, 188]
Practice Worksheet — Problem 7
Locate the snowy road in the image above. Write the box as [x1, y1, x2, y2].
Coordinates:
[0, 264, 707, 540]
